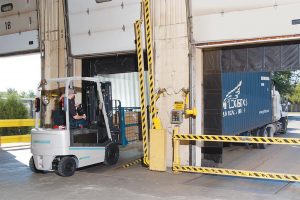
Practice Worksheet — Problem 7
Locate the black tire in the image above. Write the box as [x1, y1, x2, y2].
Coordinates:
[266, 127, 273, 138]
[104, 143, 119, 166]
[266, 127, 273, 146]
[29, 156, 43, 173]
[258, 128, 268, 149]
[55, 157, 77, 177]
[280, 117, 288, 134]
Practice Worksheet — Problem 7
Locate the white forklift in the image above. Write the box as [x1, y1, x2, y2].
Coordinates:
[30, 77, 119, 177]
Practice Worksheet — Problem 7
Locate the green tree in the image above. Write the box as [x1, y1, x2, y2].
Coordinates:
[272, 71, 295, 98]
[289, 84, 300, 104]
[20, 90, 35, 98]
[0, 89, 30, 136]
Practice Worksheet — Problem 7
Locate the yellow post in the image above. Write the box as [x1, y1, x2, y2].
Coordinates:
[173, 126, 181, 172]
[134, 20, 150, 166]
[149, 129, 167, 171]
[142, 0, 162, 129]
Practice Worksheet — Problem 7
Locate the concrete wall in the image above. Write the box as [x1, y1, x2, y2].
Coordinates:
[153, 0, 190, 166]
[39, 0, 66, 80]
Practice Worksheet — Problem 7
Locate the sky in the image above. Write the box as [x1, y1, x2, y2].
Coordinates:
[0, 54, 41, 92]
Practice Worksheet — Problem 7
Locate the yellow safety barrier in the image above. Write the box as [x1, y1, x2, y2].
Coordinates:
[173, 165, 300, 182]
[0, 135, 31, 144]
[142, 0, 162, 129]
[173, 127, 300, 182]
[174, 134, 300, 145]
[121, 158, 142, 169]
[0, 119, 35, 144]
[0, 119, 35, 128]
[134, 20, 150, 166]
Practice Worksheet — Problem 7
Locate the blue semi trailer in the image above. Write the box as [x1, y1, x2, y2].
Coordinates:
[222, 72, 288, 149]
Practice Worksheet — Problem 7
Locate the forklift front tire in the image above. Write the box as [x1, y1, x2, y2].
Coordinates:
[104, 143, 119, 166]
[55, 156, 77, 177]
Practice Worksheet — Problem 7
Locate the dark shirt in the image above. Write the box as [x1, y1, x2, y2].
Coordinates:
[69, 98, 77, 119]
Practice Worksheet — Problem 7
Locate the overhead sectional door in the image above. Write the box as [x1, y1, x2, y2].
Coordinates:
[67, 0, 141, 57]
[0, 0, 39, 56]
[192, 0, 300, 45]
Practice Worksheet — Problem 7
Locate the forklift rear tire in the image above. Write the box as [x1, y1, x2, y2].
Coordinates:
[104, 143, 119, 166]
[56, 156, 77, 177]
[29, 156, 43, 173]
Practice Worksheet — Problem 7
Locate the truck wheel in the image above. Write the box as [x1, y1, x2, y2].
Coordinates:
[266, 127, 273, 146]
[29, 156, 43, 173]
[251, 130, 259, 149]
[266, 127, 274, 138]
[258, 128, 268, 149]
[280, 117, 288, 134]
[104, 143, 119, 166]
[55, 157, 77, 177]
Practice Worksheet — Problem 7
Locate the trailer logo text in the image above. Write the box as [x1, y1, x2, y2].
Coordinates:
[223, 81, 248, 117]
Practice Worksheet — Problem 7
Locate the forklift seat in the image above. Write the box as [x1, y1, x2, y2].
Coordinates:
[52, 109, 66, 126]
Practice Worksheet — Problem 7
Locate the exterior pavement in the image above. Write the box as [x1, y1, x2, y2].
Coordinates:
[0, 113, 300, 200]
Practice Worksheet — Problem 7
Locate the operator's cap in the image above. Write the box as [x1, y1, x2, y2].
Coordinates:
[68, 89, 76, 95]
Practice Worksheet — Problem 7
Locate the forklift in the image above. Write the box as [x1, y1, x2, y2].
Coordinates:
[29, 77, 119, 177]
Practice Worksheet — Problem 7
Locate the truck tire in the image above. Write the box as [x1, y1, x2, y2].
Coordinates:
[258, 128, 268, 149]
[280, 117, 288, 134]
[251, 130, 259, 149]
[29, 156, 43, 173]
[55, 156, 77, 177]
[104, 142, 119, 166]
[266, 127, 274, 138]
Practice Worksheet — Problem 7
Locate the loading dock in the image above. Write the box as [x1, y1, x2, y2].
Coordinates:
[0, 113, 300, 199]
[1, 0, 300, 199]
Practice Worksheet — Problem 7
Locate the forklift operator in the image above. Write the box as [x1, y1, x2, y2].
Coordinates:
[68, 89, 87, 128]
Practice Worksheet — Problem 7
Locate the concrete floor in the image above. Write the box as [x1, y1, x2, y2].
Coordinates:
[1, 114, 300, 200]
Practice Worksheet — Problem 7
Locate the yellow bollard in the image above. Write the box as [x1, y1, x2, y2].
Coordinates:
[173, 127, 181, 173]
[149, 129, 167, 171]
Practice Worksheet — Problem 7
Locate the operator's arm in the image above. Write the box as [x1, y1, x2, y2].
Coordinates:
[73, 114, 86, 120]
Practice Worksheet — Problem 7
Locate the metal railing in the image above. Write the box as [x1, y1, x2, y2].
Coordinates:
[0, 119, 34, 144]
[173, 127, 300, 182]
[119, 107, 142, 146]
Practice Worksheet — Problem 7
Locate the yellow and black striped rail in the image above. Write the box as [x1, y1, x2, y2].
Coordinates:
[173, 165, 300, 182]
[143, 0, 160, 129]
[122, 158, 142, 169]
[174, 134, 300, 145]
[134, 20, 149, 166]
[173, 129, 300, 182]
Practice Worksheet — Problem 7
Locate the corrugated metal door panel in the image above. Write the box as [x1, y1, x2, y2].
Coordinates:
[192, 0, 300, 16]
[0, 11, 38, 36]
[0, 0, 38, 55]
[67, 0, 141, 56]
[0, 30, 39, 55]
[222, 72, 272, 135]
[98, 72, 145, 107]
[193, 2, 300, 44]
[0, 0, 37, 18]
